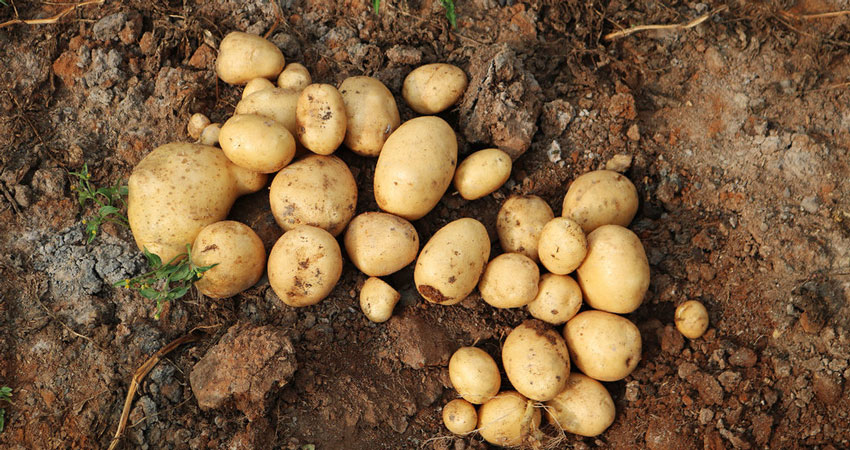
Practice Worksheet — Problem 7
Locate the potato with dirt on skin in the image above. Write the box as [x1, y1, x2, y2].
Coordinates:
[576, 224, 649, 314]
[414, 218, 490, 305]
[219, 114, 296, 173]
[443, 399, 477, 435]
[478, 391, 541, 447]
[526, 273, 582, 325]
[449, 347, 501, 405]
[267, 225, 342, 307]
[564, 310, 642, 382]
[479, 253, 540, 309]
[338, 76, 400, 157]
[402, 63, 468, 114]
[242, 77, 276, 99]
[496, 195, 554, 263]
[215, 31, 285, 85]
[199, 123, 221, 147]
[453, 148, 512, 200]
[544, 373, 616, 437]
[675, 300, 709, 339]
[502, 320, 570, 402]
[296, 84, 347, 155]
[191, 221, 265, 298]
[235, 87, 300, 135]
[187, 113, 210, 140]
[359, 277, 400, 323]
[562, 169, 639, 233]
[344, 212, 419, 277]
[277, 63, 311, 90]
[538, 217, 587, 275]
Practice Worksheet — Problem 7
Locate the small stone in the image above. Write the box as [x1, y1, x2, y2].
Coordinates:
[608, 93, 637, 120]
[139, 31, 156, 55]
[13, 185, 33, 207]
[751, 413, 773, 444]
[694, 373, 724, 405]
[812, 371, 843, 404]
[625, 380, 641, 402]
[729, 348, 758, 368]
[93, 12, 127, 41]
[801, 196, 819, 213]
[605, 153, 633, 173]
[188, 44, 216, 69]
[540, 99, 574, 137]
[659, 324, 685, 354]
[627, 124, 641, 141]
[385, 45, 423, 65]
[678, 362, 699, 380]
[799, 311, 822, 334]
[699, 408, 714, 425]
[717, 371, 742, 391]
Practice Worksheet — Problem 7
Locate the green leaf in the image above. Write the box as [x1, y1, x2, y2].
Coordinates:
[0, 386, 10, 400]
[118, 185, 129, 197]
[167, 286, 190, 300]
[300, 445, 315, 450]
[170, 264, 193, 282]
[98, 205, 120, 216]
[372, 0, 380, 14]
[139, 287, 160, 300]
[0, 408, 5, 434]
[143, 249, 162, 268]
[441, 0, 456, 28]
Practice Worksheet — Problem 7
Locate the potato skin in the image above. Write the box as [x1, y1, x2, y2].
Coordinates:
[502, 320, 570, 401]
[496, 195, 554, 263]
[478, 391, 541, 447]
[479, 253, 540, 308]
[443, 399, 477, 435]
[277, 63, 311, 90]
[563, 310, 642, 382]
[374, 116, 458, 220]
[267, 225, 342, 307]
[545, 373, 615, 437]
[219, 114, 296, 173]
[675, 300, 709, 339]
[453, 148, 512, 200]
[191, 221, 266, 298]
[562, 170, 639, 233]
[448, 347, 501, 404]
[402, 63, 468, 114]
[344, 212, 419, 277]
[242, 77, 276, 99]
[235, 87, 300, 135]
[296, 84, 347, 155]
[538, 217, 587, 275]
[338, 76, 400, 156]
[359, 277, 400, 323]
[215, 32, 285, 85]
[199, 123, 221, 147]
[526, 274, 582, 325]
[576, 224, 649, 314]
[414, 218, 490, 305]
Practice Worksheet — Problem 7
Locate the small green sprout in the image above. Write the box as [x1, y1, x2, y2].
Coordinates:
[69, 164, 129, 243]
[0, 386, 11, 434]
[373, 0, 380, 14]
[440, 0, 457, 29]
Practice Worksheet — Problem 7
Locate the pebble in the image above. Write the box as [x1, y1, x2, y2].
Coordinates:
[729, 348, 758, 368]
[717, 371, 741, 391]
[699, 408, 714, 425]
[93, 12, 127, 41]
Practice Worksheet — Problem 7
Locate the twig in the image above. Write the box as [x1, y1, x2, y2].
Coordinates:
[604, 5, 728, 41]
[780, 9, 850, 20]
[0, 0, 103, 30]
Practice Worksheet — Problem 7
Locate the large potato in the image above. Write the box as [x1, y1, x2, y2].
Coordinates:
[526, 274, 582, 325]
[562, 170, 639, 233]
[545, 373, 615, 437]
[269, 155, 357, 236]
[128, 143, 267, 262]
[496, 195, 554, 262]
[191, 221, 266, 298]
[502, 320, 570, 401]
[449, 347, 501, 404]
[414, 218, 489, 305]
[563, 310, 642, 382]
[478, 391, 541, 447]
[277, 63, 311, 90]
[479, 253, 539, 308]
[296, 84, 347, 155]
[219, 114, 296, 173]
[576, 224, 649, 314]
[453, 148, 512, 200]
[235, 87, 300, 135]
[339, 76, 400, 156]
[343, 212, 419, 277]
[402, 63, 468, 114]
[374, 116, 458, 220]
[538, 217, 587, 275]
[267, 225, 342, 307]
[216, 32, 285, 85]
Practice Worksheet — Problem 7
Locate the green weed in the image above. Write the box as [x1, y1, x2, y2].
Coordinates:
[373, 0, 380, 14]
[0, 386, 11, 434]
[69, 164, 129, 243]
[440, 0, 457, 29]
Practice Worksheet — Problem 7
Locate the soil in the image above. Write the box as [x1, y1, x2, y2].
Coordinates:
[2, 1, 850, 449]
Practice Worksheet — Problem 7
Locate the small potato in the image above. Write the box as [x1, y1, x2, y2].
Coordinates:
[538, 217, 587, 275]
[496, 195, 554, 262]
[675, 300, 709, 339]
[502, 320, 570, 402]
[219, 114, 296, 173]
[526, 274, 582, 325]
[449, 347, 501, 404]
[563, 310, 642, 382]
[296, 84, 347, 155]
[402, 63, 468, 114]
[191, 221, 265, 298]
[235, 87, 300, 135]
[344, 212, 419, 277]
[267, 225, 342, 307]
[545, 373, 615, 437]
[478, 391, 541, 447]
[359, 277, 400, 323]
[453, 148, 512, 200]
[242, 77, 276, 99]
[339, 76, 400, 157]
[443, 399, 477, 435]
[187, 113, 210, 140]
[216, 32, 285, 85]
[269, 155, 357, 236]
[562, 170, 639, 233]
[576, 224, 649, 314]
[414, 218, 490, 305]
[199, 123, 221, 147]
[479, 253, 539, 309]
[277, 63, 311, 90]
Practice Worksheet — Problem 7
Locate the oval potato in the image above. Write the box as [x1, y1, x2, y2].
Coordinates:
[216, 32, 285, 85]
[296, 84, 347, 155]
[448, 347, 501, 404]
[277, 63, 311, 90]
[414, 218, 489, 305]
[496, 195, 554, 262]
[242, 77, 276, 99]
[339, 76, 400, 157]
[502, 320, 570, 401]
[479, 253, 539, 308]
[453, 148, 512, 200]
[478, 391, 541, 447]
[199, 122, 221, 147]
[267, 225, 342, 307]
[526, 274, 582, 325]
[675, 300, 709, 339]
[563, 310, 642, 382]
[562, 170, 639, 233]
[576, 224, 649, 314]
[344, 212, 419, 277]
[443, 399, 477, 435]
[538, 217, 587, 275]
[187, 113, 210, 140]
[235, 87, 300, 135]
[402, 63, 468, 114]
[359, 277, 400, 323]
[545, 373, 615, 437]
[191, 221, 266, 298]
[219, 114, 296, 173]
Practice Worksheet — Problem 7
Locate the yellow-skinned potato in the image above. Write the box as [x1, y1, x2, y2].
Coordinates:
[478, 391, 541, 447]
[538, 217, 587, 276]
[453, 148, 512, 200]
[344, 212, 419, 277]
[545, 373, 615, 437]
[576, 224, 649, 314]
[496, 195, 554, 262]
[675, 300, 709, 339]
[242, 77, 276, 99]
[296, 84, 347, 155]
[479, 253, 539, 308]
[443, 399, 477, 435]
[235, 87, 300, 135]
[339, 76, 400, 157]
[269, 155, 357, 236]
[199, 123, 221, 147]
[374, 116, 457, 220]
[191, 221, 266, 298]
[267, 225, 342, 307]
[448, 347, 501, 404]
[359, 277, 400, 323]
[402, 63, 468, 114]
[277, 63, 311, 90]
[414, 218, 490, 305]
[502, 320, 570, 401]
[562, 170, 639, 233]
[526, 274, 582, 325]
[563, 310, 642, 382]
[128, 143, 267, 262]
[215, 31, 285, 85]
[219, 114, 296, 173]
[187, 113, 210, 140]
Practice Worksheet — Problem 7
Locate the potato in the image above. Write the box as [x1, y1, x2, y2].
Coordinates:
[199, 123, 221, 147]
[374, 116, 457, 220]
[235, 87, 300, 135]
[562, 170, 639, 233]
[575, 224, 649, 314]
[277, 63, 311, 91]
[563, 310, 642, 382]
[675, 300, 709, 339]
[453, 148, 512, 200]
[344, 212, 419, 277]
[269, 155, 357, 236]
[414, 218, 490, 305]
[216, 31, 285, 85]
[443, 399, 477, 435]
[339, 76, 400, 157]
[479, 253, 539, 308]
[538, 217, 587, 275]
[187, 113, 210, 140]
[502, 320, 570, 401]
[219, 114, 296, 173]
[296, 84, 347, 155]
[448, 347, 501, 404]
[128, 143, 267, 262]
[359, 277, 400, 323]
[242, 77, 276, 99]
[496, 195, 554, 262]
[478, 391, 541, 447]
[267, 225, 342, 307]
[544, 373, 615, 437]
[402, 63, 468, 114]
[191, 221, 266, 298]
[526, 274, 582, 325]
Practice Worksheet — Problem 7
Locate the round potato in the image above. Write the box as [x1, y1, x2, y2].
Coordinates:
[277, 63, 311, 90]
[242, 77, 276, 99]
[538, 217, 587, 275]
[675, 300, 709, 339]
[443, 399, 477, 435]
[545, 373, 615, 437]
[402, 63, 468, 114]
[374, 116, 457, 220]
[562, 170, 639, 233]
[267, 225, 342, 307]
[235, 87, 300, 135]
[449, 347, 501, 404]
[502, 320, 570, 401]
[199, 123, 221, 147]
[496, 195, 554, 262]
[453, 148, 512, 200]
[478, 391, 541, 447]
[414, 218, 490, 305]
[344, 212, 419, 277]
[338, 76, 400, 157]
[359, 277, 400, 323]
[296, 84, 347, 155]
[187, 113, 210, 140]
[576, 224, 649, 314]
[219, 114, 296, 173]
[215, 31, 285, 85]
[526, 274, 582, 325]
[563, 310, 642, 382]
[479, 253, 539, 308]
[191, 221, 266, 298]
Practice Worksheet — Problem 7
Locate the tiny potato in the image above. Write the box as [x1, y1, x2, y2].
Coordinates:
[339, 76, 400, 157]
[478, 391, 541, 447]
[526, 274, 582, 325]
[235, 87, 300, 135]
[402, 63, 468, 114]
[544, 373, 615, 437]
[215, 31, 285, 85]
[538, 217, 587, 275]
[359, 277, 400, 323]
[219, 114, 296, 173]
[242, 77, 276, 99]
[562, 170, 639, 233]
[449, 347, 501, 404]
[496, 195, 554, 262]
[267, 225, 343, 307]
[414, 218, 490, 305]
[576, 224, 649, 314]
[502, 320, 570, 402]
[479, 253, 539, 309]
[563, 310, 642, 382]
[187, 113, 210, 140]
[344, 212, 419, 277]
[453, 148, 512, 200]
[296, 84, 347, 155]
[675, 300, 709, 339]
[277, 63, 311, 91]
[191, 221, 266, 298]
[443, 399, 477, 435]
[199, 123, 221, 147]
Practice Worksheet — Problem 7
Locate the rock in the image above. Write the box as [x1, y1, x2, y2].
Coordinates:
[729, 347, 758, 368]
[386, 45, 423, 65]
[693, 373, 724, 405]
[659, 325, 684, 354]
[605, 153, 633, 173]
[751, 413, 773, 444]
[540, 99, 574, 137]
[698, 408, 714, 425]
[812, 371, 843, 404]
[93, 12, 127, 41]
[608, 93, 637, 120]
[627, 124, 641, 141]
[717, 371, 741, 391]
[32, 168, 67, 198]
[139, 32, 156, 55]
[13, 185, 33, 207]
[386, 312, 452, 369]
